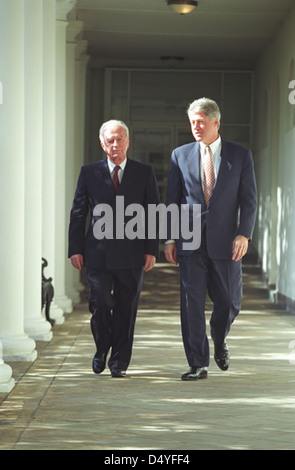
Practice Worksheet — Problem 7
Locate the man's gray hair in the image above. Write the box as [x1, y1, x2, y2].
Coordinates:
[187, 98, 221, 128]
[99, 120, 129, 143]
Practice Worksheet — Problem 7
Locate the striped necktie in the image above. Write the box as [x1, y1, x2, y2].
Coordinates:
[203, 145, 215, 205]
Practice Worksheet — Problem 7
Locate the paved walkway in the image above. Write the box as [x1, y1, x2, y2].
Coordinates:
[1, 254, 295, 451]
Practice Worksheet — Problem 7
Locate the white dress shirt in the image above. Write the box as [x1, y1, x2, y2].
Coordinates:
[107, 157, 127, 184]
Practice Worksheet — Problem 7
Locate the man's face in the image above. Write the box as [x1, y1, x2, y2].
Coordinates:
[101, 125, 129, 165]
[189, 112, 219, 145]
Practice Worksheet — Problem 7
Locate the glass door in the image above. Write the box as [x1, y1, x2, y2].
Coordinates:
[175, 125, 195, 148]
[130, 125, 173, 202]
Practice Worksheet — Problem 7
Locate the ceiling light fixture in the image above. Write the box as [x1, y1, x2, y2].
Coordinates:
[167, 0, 198, 15]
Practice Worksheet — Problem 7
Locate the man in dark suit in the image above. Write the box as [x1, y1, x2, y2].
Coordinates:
[165, 98, 257, 381]
[69, 120, 159, 378]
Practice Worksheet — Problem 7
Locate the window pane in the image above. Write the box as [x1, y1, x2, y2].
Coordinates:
[130, 71, 222, 122]
[110, 71, 129, 121]
[131, 128, 172, 200]
[223, 73, 251, 124]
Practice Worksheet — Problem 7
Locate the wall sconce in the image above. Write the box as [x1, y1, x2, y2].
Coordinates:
[167, 0, 198, 15]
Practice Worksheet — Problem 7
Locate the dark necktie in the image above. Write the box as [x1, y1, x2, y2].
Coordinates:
[112, 165, 120, 192]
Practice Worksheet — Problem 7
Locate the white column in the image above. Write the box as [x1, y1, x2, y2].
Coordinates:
[42, 0, 64, 324]
[24, 0, 53, 341]
[77, 44, 90, 169]
[0, 0, 37, 365]
[53, 0, 76, 313]
[65, 20, 84, 304]
[72, 42, 89, 293]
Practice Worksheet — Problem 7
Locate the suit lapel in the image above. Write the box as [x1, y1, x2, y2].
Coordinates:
[209, 140, 232, 206]
[92, 159, 115, 199]
[116, 158, 135, 194]
[186, 143, 205, 203]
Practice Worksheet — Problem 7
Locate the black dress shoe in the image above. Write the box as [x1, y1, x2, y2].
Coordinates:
[181, 367, 208, 381]
[92, 353, 107, 374]
[214, 342, 230, 371]
[111, 369, 126, 378]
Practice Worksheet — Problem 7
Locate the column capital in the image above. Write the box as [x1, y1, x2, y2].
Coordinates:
[56, 0, 77, 21]
[66, 20, 84, 43]
[75, 39, 88, 60]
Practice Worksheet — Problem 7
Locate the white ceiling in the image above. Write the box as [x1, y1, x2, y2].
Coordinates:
[76, 0, 295, 69]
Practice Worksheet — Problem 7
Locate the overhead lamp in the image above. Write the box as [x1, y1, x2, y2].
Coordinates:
[167, 0, 198, 15]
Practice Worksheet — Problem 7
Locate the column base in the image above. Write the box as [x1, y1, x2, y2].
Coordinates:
[1, 335, 37, 362]
[25, 318, 53, 341]
[54, 295, 73, 314]
[66, 287, 81, 304]
[0, 362, 15, 394]
[49, 302, 65, 325]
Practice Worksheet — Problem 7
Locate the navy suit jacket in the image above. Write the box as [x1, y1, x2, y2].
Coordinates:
[68, 158, 160, 270]
[166, 139, 257, 259]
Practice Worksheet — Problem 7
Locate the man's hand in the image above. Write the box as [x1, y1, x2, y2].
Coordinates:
[232, 235, 249, 262]
[164, 242, 178, 265]
[70, 254, 84, 270]
[144, 254, 156, 272]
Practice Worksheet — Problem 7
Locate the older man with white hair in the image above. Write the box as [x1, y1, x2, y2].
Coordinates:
[69, 120, 160, 378]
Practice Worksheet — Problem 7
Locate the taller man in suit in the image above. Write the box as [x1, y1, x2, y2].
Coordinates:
[69, 120, 159, 378]
[165, 98, 257, 381]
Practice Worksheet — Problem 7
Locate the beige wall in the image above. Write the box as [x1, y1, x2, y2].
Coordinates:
[253, 5, 295, 310]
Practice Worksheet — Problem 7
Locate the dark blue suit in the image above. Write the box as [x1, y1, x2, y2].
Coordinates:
[68, 158, 160, 371]
[166, 139, 257, 367]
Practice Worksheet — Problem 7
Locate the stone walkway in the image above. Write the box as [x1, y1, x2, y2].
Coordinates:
[1, 254, 295, 450]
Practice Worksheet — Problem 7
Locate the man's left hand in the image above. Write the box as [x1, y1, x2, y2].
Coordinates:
[144, 254, 156, 272]
[232, 235, 249, 262]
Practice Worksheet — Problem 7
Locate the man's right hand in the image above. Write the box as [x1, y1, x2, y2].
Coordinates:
[70, 254, 84, 270]
[164, 242, 178, 265]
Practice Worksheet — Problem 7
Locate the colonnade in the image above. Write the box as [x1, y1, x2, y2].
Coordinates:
[0, 0, 88, 392]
